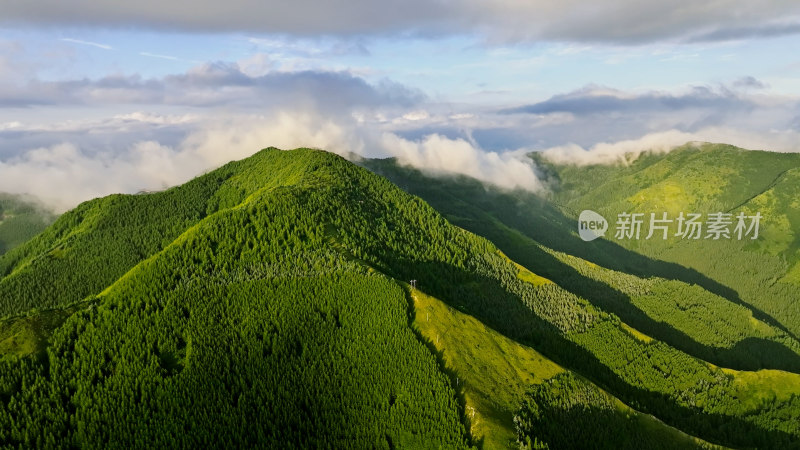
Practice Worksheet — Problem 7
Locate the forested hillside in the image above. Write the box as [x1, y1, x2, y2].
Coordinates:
[0, 149, 473, 448]
[0, 194, 54, 256]
[364, 143, 800, 448]
[1, 146, 799, 448]
[537, 143, 800, 339]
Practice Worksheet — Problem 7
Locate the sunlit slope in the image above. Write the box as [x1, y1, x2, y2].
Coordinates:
[544, 143, 800, 222]
[364, 154, 800, 372]
[365, 153, 800, 448]
[0, 148, 343, 317]
[411, 287, 727, 450]
[538, 143, 800, 338]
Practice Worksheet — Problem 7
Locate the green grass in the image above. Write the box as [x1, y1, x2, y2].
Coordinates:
[719, 366, 800, 412]
[411, 287, 562, 448]
[0, 303, 87, 360]
[545, 246, 787, 349]
[410, 287, 725, 449]
[497, 250, 553, 287]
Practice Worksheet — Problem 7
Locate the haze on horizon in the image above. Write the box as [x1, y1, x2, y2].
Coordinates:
[1, 1, 800, 210]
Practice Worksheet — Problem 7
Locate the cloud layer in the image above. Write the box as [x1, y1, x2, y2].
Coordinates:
[0, 111, 543, 211]
[3, 1, 800, 43]
[0, 63, 423, 111]
[494, 82, 800, 151]
[1, 59, 799, 212]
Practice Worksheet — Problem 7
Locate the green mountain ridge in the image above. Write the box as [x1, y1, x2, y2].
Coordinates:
[365, 143, 800, 373]
[539, 143, 800, 340]
[0, 146, 798, 448]
[363, 142, 800, 447]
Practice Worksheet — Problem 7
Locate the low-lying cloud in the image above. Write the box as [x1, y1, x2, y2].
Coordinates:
[540, 127, 800, 166]
[4, 101, 800, 212]
[380, 133, 543, 191]
[540, 130, 702, 165]
[2, 67, 799, 212]
[0, 111, 544, 211]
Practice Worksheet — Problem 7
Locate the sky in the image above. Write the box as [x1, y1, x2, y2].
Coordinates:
[1, 1, 800, 210]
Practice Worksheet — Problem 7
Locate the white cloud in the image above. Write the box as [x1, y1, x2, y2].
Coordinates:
[139, 52, 185, 61]
[382, 133, 544, 191]
[401, 110, 430, 121]
[0, 62, 424, 111]
[2, 70, 800, 212]
[3, 98, 800, 213]
[0, 109, 546, 211]
[540, 127, 800, 166]
[60, 38, 112, 50]
[541, 130, 702, 165]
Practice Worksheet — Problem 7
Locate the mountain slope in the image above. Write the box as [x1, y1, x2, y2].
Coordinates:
[364, 152, 800, 373]
[0, 149, 473, 447]
[411, 288, 725, 450]
[0, 194, 54, 256]
[364, 148, 800, 448]
[538, 143, 800, 338]
[0, 149, 347, 317]
[1, 147, 799, 448]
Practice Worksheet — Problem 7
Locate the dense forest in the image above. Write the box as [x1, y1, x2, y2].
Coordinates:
[364, 144, 800, 448]
[0, 146, 798, 448]
[514, 373, 710, 450]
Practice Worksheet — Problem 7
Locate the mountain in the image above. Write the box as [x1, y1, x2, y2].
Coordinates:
[0, 193, 54, 256]
[363, 142, 800, 448]
[537, 143, 800, 339]
[0, 146, 798, 448]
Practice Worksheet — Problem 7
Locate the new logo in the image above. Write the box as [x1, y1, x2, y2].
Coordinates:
[578, 210, 608, 242]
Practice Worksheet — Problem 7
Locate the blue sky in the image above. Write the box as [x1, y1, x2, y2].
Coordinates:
[1, 1, 800, 209]
[7, 28, 800, 101]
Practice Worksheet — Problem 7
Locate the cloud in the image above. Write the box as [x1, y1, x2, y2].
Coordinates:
[60, 38, 112, 50]
[379, 133, 544, 191]
[689, 21, 800, 42]
[540, 130, 702, 165]
[3, 80, 800, 212]
[139, 52, 194, 62]
[502, 84, 752, 116]
[247, 36, 370, 58]
[483, 80, 800, 151]
[733, 76, 767, 90]
[0, 110, 544, 211]
[0, 40, 38, 83]
[3, 1, 800, 44]
[2, 69, 800, 212]
[0, 63, 425, 111]
[0, 113, 350, 211]
[540, 127, 800, 166]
